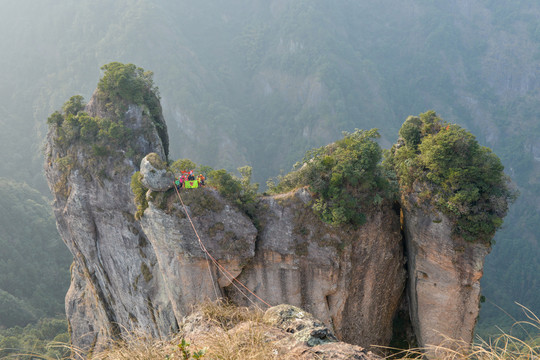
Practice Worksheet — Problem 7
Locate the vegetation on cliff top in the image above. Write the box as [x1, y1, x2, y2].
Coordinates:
[269, 129, 395, 227]
[97, 62, 168, 157]
[46, 63, 170, 200]
[48, 62, 165, 157]
[47, 95, 132, 152]
[132, 156, 259, 221]
[386, 111, 516, 242]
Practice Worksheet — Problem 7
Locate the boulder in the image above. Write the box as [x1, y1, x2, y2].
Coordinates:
[264, 304, 338, 347]
[140, 153, 174, 191]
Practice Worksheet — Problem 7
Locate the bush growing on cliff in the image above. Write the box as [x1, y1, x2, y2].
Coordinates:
[48, 63, 169, 164]
[98, 62, 158, 104]
[131, 171, 148, 220]
[207, 166, 259, 218]
[62, 94, 85, 116]
[169, 158, 198, 173]
[97, 62, 163, 130]
[47, 96, 132, 150]
[386, 111, 516, 242]
[270, 129, 395, 226]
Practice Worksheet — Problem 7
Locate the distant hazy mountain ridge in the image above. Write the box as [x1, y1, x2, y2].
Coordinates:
[1, 0, 538, 336]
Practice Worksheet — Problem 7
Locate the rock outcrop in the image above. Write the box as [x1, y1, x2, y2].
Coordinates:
[227, 189, 405, 348]
[181, 304, 381, 360]
[401, 192, 490, 348]
[139, 153, 174, 191]
[44, 82, 499, 357]
[44, 90, 175, 350]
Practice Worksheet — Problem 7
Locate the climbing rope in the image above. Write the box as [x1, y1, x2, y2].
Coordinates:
[173, 184, 271, 309]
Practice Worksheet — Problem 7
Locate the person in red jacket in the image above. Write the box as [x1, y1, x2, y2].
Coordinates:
[197, 174, 205, 186]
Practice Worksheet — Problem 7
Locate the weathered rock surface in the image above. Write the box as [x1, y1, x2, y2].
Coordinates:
[139, 187, 258, 317]
[401, 192, 491, 349]
[45, 85, 495, 357]
[139, 153, 174, 191]
[45, 90, 175, 352]
[264, 304, 338, 346]
[227, 189, 406, 348]
[181, 304, 381, 360]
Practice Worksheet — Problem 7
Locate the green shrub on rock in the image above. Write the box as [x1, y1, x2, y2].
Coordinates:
[271, 129, 395, 227]
[387, 111, 516, 242]
[131, 171, 148, 220]
[399, 115, 423, 148]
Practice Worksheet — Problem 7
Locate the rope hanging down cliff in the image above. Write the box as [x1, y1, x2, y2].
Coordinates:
[173, 184, 271, 309]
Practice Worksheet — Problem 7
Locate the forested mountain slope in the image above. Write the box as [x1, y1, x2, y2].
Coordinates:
[0, 0, 538, 333]
[0, 178, 71, 328]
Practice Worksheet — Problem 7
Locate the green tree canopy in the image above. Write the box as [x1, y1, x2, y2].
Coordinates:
[387, 111, 516, 242]
[96, 62, 168, 157]
[98, 62, 158, 105]
[0, 178, 71, 328]
[271, 129, 395, 226]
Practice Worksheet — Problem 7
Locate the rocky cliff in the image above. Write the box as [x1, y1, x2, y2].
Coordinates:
[227, 189, 405, 348]
[402, 193, 490, 349]
[44, 87, 404, 352]
[44, 71, 506, 356]
[44, 88, 174, 349]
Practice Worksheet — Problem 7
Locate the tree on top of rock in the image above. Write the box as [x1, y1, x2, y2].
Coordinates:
[98, 62, 159, 105]
[386, 110, 517, 242]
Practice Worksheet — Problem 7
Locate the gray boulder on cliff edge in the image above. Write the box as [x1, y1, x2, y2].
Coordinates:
[140, 152, 174, 191]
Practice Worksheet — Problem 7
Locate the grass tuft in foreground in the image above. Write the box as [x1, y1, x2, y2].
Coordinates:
[2, 302, 538, 359]
[381, 304, 540, 360]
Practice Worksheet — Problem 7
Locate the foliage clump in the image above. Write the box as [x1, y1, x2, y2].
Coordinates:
[98, 63, 158, 106]
[269, 129, 395, 227]
[0, 317, 69, 359]
[386, 111, 516, 242]
[131, 171, 148, 220]
[97, 62, 168, 156]
[169, 158, 259, 219]
[47, 95, 133, 162]
[206, 166, 260, 221]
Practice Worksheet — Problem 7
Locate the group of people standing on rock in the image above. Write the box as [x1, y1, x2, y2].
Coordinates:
[174, 170, 205, 190]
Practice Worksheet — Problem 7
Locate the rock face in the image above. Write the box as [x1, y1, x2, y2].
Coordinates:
[139, 153, 174, 191]
[139, 187, 258, 318]
[401, 193, 491, 349]
[227, 189, 406, 348]
[44, 91, 174, 350]
[45, 87, 495, 356]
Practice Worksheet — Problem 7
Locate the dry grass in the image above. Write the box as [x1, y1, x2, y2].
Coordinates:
[381, 304, 540, 360]
[88, 332, 193, 360]
[199, 322, 279, 360]
[3, 303, 538, 360]
[196, 300, 265, 329]
[188, 300, 280, 360]
[87, 301, 272, 360]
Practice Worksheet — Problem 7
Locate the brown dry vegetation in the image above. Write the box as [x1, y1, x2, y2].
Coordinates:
[3, 302, 539, 360]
